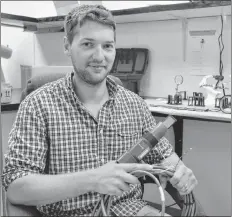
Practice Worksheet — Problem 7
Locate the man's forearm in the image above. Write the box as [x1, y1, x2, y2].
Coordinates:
[7, 170, 95, 206]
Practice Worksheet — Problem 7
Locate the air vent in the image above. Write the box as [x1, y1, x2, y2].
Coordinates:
[189, 30, 216, 36]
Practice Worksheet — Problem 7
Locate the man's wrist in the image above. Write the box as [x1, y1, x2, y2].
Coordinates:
[84, 169, 98, 192]
[161, 152, 184, 170]
[71, 170, 98, 195]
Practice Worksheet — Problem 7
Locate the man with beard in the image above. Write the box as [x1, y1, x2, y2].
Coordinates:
[2, 4, 197, 216]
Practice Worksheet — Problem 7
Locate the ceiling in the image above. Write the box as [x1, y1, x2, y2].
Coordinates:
[1, 1, 190, 18]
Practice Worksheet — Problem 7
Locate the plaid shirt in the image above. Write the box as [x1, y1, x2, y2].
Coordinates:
[2, 72, 173, 216]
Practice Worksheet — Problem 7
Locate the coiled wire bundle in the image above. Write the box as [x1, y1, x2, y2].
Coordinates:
[92, 166, 205, 216]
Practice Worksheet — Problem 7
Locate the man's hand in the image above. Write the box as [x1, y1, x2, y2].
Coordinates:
[159, 153, 198, 195]
[90, 161, 153, 196]
[169, 164, 198, 195]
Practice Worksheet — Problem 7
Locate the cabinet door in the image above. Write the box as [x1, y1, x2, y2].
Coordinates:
[0, 113, 3, 216]
[1, 110, 18, 216]
[183, 120, 231, 216]
[1, 111, 17, 162]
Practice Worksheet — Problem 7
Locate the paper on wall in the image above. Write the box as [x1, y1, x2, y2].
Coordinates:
[186, 30, 219, 76]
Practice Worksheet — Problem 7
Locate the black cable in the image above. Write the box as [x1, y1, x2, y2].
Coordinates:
[216, 15, 225, 95]
[157, 202, 178, 214]
[165, 202, 177, 208]
[220, 16, 224, 75]
[218, 35, 221, 79]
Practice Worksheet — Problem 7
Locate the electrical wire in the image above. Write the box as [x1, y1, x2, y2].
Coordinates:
[100, 195, 108, 216]
[216, 15, 225, 95]
[92, 166, 206, 216]
[132, 170, 166, 216]
[93, 169, 168, 217]
[165, 202, 177, 208]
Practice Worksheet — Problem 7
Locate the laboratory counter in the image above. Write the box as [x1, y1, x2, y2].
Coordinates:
[144, 98, 231, 123]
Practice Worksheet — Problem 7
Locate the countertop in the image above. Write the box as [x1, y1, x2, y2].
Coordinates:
[144, 98, 231, 123]
[1, 91, 231, 123]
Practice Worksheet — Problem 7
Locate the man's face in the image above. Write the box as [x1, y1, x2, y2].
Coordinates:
[65, 20, 116, 85]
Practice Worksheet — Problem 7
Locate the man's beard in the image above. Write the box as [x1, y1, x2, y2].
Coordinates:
[73, 66, 109, 85]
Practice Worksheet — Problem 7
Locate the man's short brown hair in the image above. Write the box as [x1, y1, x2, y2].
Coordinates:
[64, 4, 116, 44]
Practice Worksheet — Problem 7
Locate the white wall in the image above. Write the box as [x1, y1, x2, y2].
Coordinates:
[1, 26, 34, 88]
[1, 3, 231, 96]
[33, 15, 231, 98]
[1, 1, 58, 88]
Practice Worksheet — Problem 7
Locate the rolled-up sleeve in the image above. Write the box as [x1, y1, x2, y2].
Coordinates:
[2, 99, 48, 191]
[140, 100, 173, 164]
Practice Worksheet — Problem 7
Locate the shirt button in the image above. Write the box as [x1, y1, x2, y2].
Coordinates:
[100, 158, 105, 164]
[99, 129, 103, 134]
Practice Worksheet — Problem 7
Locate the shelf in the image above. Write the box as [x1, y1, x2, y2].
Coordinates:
[1, 1, 231, 33]
[1, 13, 38, 31]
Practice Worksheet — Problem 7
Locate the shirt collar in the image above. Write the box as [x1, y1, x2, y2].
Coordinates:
[65, 71, 119, 103]
[106, 75, 119, 99]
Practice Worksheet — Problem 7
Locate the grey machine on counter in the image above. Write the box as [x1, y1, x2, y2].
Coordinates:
[109, 48, 149, 95]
